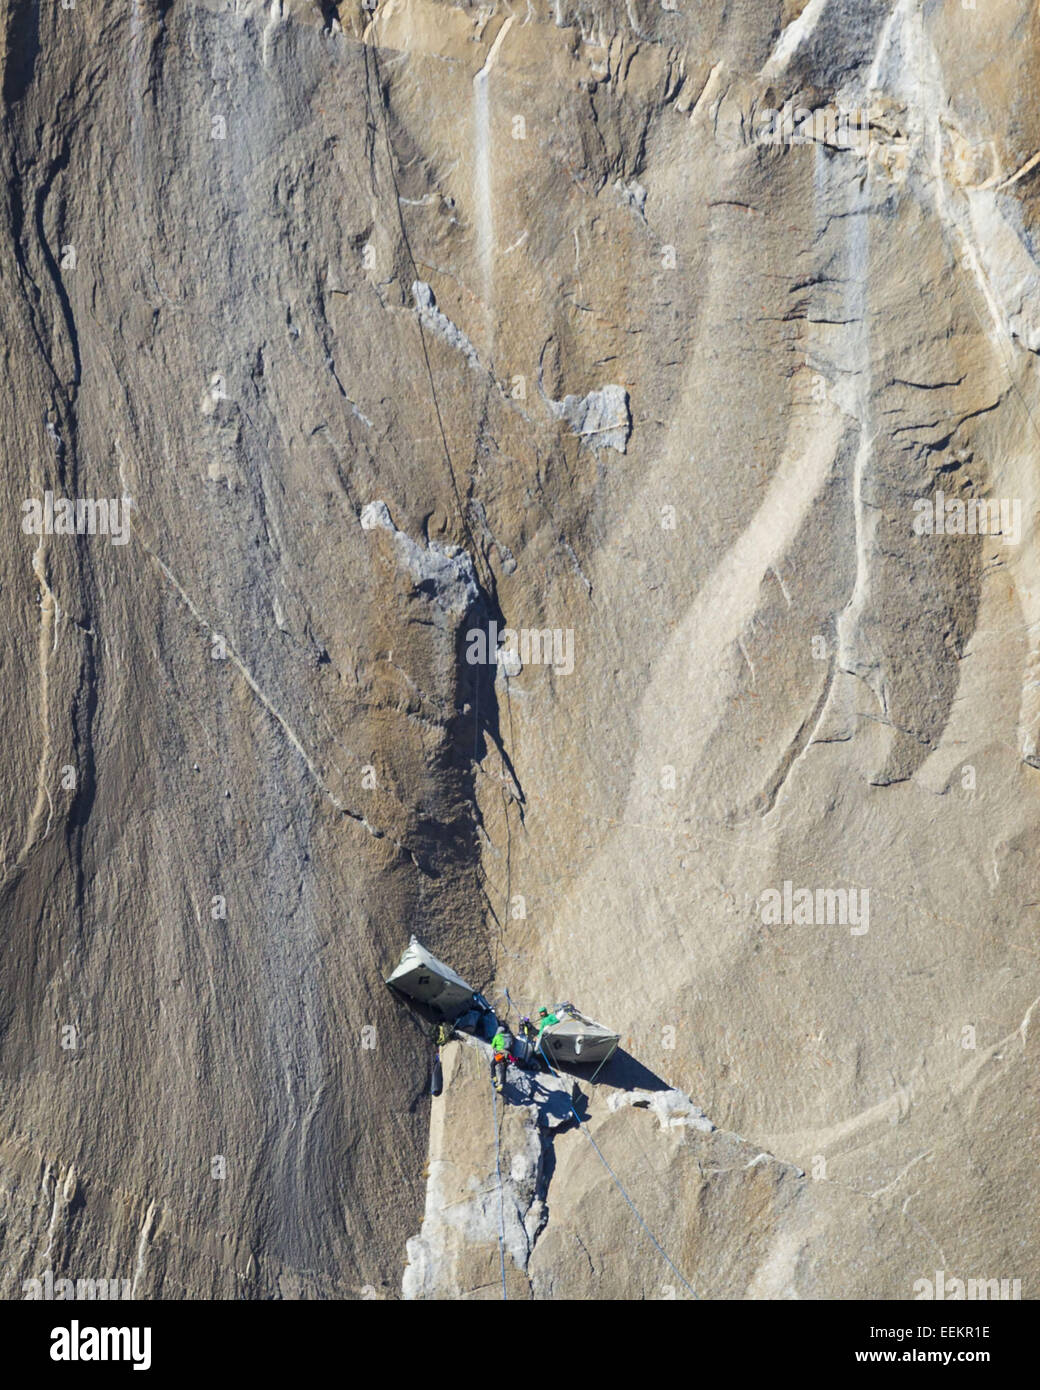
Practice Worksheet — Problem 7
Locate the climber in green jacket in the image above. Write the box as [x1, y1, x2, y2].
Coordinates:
[490, 1019, 514, 1095]
[536, 1007, 559, 1039]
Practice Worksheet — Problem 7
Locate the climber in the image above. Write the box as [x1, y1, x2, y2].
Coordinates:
[490, 1018, 514, 1094]
[536, 1007, 559, 1040]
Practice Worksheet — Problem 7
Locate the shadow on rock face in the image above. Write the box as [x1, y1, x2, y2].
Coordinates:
[510, 1073, 580, 1128]
[560, 1048, 673, 1094]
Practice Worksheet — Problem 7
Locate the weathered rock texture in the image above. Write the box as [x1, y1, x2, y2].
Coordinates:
[0, 0, 1037, 1299]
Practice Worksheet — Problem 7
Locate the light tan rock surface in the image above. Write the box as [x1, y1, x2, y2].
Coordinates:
[0, 0, 1037, 1299]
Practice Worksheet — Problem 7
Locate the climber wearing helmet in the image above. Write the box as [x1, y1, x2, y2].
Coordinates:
[490, 1017, 514, 1095]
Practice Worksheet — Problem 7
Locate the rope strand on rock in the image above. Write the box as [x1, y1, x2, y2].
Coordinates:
[538, 1043, 698, 1299]
[491, 1079, 508, 1300]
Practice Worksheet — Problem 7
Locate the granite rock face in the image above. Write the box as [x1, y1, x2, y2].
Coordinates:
[0, 0, 1037, 1299]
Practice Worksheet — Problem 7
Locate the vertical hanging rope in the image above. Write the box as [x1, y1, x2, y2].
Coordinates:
[491, 1079, 508, 1300]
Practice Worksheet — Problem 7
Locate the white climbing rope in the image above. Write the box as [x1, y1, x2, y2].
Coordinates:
[538, 1042, 700, 1299]
[490, 1077, 508, 1301]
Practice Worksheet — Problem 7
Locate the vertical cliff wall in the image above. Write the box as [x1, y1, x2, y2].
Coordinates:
[0, 0, 1037, 1299]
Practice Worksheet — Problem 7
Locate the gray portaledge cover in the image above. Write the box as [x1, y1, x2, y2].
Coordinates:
[542, 1006, 620, 1062]
[385, 936, 476, 1018]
